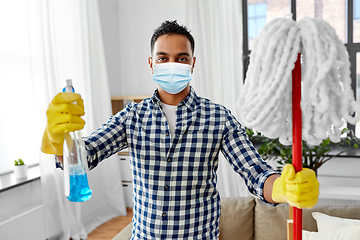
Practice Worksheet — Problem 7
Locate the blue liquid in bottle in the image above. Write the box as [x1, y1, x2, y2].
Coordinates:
[63, 79, 92, 202]
[66, 166, 92, 202]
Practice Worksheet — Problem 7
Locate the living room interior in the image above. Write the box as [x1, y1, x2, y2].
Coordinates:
[0, 0, 359, 240]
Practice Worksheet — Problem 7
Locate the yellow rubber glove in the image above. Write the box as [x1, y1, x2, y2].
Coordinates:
[41, 92, 85, 156]
[272, 164, 319, 209]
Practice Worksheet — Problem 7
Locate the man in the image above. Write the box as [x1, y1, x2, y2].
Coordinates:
[41, 20, 319, 239]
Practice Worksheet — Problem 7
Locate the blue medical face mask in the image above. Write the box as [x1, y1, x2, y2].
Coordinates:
[152, 62, 192, 94]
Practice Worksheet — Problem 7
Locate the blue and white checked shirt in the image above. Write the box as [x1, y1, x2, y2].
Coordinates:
[83, 87, 278, 239]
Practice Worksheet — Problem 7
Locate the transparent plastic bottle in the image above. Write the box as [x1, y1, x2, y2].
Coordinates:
[63, 79, 92, 202]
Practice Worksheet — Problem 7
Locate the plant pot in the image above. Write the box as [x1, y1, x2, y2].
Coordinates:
[14, 165, 28, 179]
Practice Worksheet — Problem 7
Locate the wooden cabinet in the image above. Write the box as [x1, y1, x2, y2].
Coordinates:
[111, 95, 151, 115]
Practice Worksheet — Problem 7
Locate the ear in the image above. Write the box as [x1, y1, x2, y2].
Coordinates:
[148, 57, 154, 74]
[191, 57, 196, 74]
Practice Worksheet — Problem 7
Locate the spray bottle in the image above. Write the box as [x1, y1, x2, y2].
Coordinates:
[63, 79, 92, 202]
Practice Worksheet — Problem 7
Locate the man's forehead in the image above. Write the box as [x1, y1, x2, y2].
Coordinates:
[154, 34, 192, 55]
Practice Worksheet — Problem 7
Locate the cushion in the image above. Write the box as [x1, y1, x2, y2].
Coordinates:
[312, 212, 360, 232]
[219, 197, 255, 240]
[254, 198, 360, 240]
[112, 197, 256, 240]
[302, 225, 360, 240]
[254, 199, 289, 240]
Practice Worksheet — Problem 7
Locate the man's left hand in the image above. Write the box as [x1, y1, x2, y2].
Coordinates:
[272, 164, 319, 209]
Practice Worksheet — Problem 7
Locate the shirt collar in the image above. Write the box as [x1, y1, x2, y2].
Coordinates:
[151, 86, 199, 111]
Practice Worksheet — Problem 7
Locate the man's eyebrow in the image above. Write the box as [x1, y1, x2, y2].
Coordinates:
[177, 52, 190, 56]
[155, 52, 190, 56]
[155, 52, 168, 56]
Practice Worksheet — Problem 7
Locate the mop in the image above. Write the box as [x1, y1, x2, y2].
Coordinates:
[237, 17, 360, 240]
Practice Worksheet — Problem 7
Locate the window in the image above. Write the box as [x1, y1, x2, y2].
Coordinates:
[247, 1, 291, 50]
[248, 3, 267, 49]
[0, 0, 40, 173]
[297, 0, 347, 43]
[243, 0, 291, 73]
[243, 0, 360, 137]
[354, 0, 360, 43]
[355, 0, 360, 20]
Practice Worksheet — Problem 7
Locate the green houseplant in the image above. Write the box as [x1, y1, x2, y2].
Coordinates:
[14, 158, 27, 179]
[247, 128, 360, 173]
[14, 158, 25, 166]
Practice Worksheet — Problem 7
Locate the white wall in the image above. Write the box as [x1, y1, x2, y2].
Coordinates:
[97, 0, 122, 97]
[318, 157, 360, 178]
[99, 0, 188, 97]
[0, 180, 42, 223]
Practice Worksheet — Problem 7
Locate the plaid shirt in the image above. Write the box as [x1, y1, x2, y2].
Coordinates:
[84, 87, 278, 239]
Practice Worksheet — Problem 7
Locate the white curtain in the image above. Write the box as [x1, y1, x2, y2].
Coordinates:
[184, 1, 252, 198]
[28, 0, 126, 239]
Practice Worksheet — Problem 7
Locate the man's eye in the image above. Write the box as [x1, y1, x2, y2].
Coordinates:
[178, 58, 189, 62]
[157, 57, 167, 62]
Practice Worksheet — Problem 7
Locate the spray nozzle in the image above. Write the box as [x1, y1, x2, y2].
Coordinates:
[63, 79, 75, 93]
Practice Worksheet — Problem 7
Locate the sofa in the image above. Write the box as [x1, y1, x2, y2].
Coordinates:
[112, 197, 360, 240]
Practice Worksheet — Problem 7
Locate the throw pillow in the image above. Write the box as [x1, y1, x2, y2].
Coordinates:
[312, 212, 360, 232]
[302, 225, 360, 240]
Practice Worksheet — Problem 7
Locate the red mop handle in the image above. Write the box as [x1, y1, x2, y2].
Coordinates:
[292, 53, 302, 240]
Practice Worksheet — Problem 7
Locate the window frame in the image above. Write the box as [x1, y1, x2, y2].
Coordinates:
[242, 0, 360, 133]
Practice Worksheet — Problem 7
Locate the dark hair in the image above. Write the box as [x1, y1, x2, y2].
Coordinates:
[150, 20, 195, 55]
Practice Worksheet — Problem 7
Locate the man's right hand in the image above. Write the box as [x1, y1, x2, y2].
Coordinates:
[41, 92, 85, 156]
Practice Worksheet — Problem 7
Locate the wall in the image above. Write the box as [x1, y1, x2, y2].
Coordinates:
[318, 157, 360, 177]
[97, 0, 122, 97]
[0, 180, 42, 223]
[99, 0, 188, 97]
[0, 179, 45, 239]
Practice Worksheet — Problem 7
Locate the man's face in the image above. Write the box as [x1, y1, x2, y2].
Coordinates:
[148, 34, 196, 74]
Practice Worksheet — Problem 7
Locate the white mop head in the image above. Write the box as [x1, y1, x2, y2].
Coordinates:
[237, 17, 360, 146]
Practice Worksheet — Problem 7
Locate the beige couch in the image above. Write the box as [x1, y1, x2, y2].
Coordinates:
[112, 197, 360, 240]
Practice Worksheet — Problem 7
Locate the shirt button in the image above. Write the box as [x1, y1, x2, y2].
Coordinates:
[162, 213, 167, 217]
[167, 159, 171, 162]
[164, 185, 169, 190]
[166, 132, 169, 136]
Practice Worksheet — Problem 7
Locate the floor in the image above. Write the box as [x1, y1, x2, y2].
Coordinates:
[87, 208, 133, 240]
